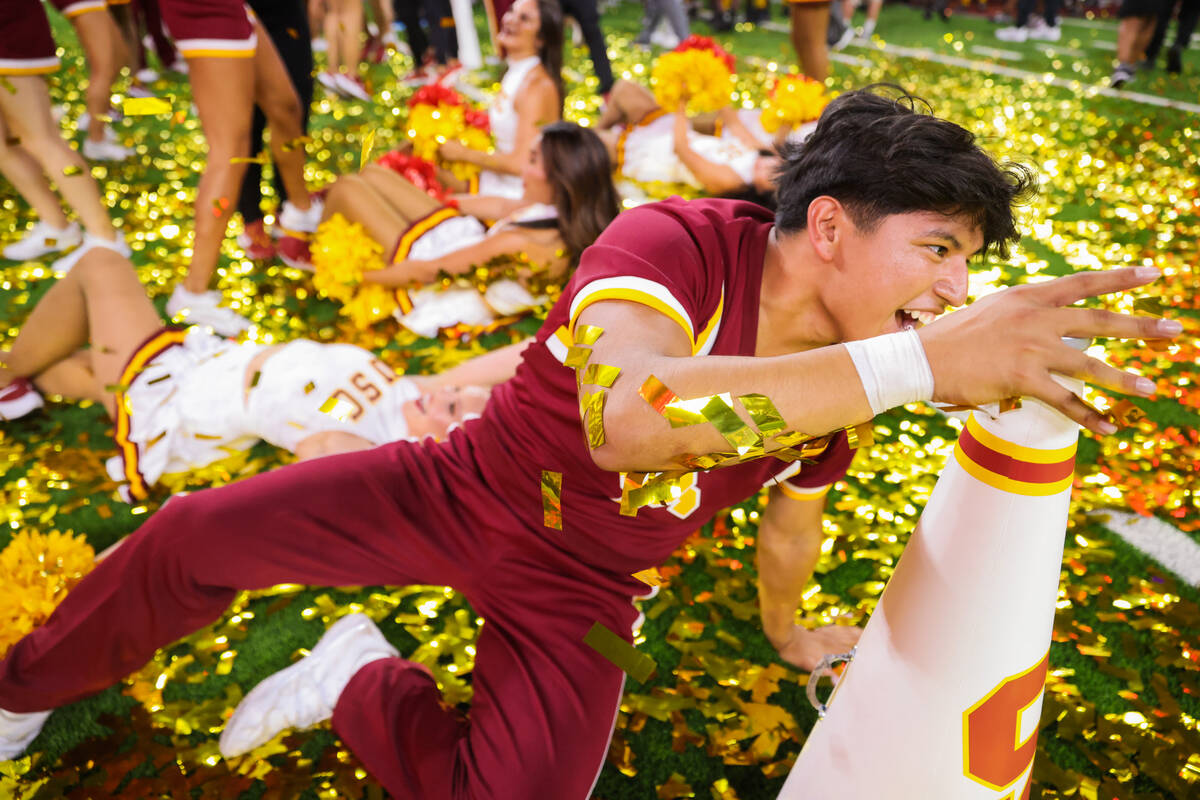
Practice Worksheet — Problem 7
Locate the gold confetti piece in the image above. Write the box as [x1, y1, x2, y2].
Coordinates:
[696, 394, 760, 452]
[122, 96, 173, 116]
[662, 393, 712, 428]
[249, 371, 262, 389]
[540, 469, 562, 530]
[96, 114, 113, 123]
[639, 374, 679, 415]
[574, 324, 604, 345]
[170, 109, 187, 126]
[62, 165, 84, 177]
[360, 129, 376, 169]
[584, 390, 607, 449]
[632, 567, 665, 587]
[211, 197, 230, 216]
[5, 136, 19, 146]
[583, 621, 656, 683]
[0, 77, 14, 93]
[999, 396, 1022, 414]
[581, 363, 621, 387]
[844, 422, 874, 449]
[287, 27, 300, 38]
[281, 135, 312, 152]
[145, 373, 171, 385]
[193, 433, 224, 440]
[303, 381, 316, 394]
[1106, 399, 1145, 426]
[738, 393, 786, 435]
[319, 393, 361, 422]
[230, 153, 268, 165]
[103, 383, 130, 394]
[564, 345, 592, 369]
[1132, 297, 1166, 316]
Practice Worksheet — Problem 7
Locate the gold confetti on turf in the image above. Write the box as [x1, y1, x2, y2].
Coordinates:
[541, 469, 562, 530]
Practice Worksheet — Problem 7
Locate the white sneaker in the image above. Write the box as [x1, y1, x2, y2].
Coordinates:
[219, 614, 398, 758]
[278, 197, 324, 234]
[312, 37, 329, 53]
[317, 70, 342, 96]
[831, 24, 856, 51]
[166, 59, 189, 74]
[3, 221, 82, 260]
[82, 138, 133, 161]
[50, 233, 131, 275]
[0, 379, 44, 421]
[165, 286, 252, 336]
[135, 67, 160, 83]
[334, 72, 371, 101]
[1028, 23, 1061, 41]
[995, 25, 1029, 42]
[649, 28, 681, 49]
[0, 708, 52, 760]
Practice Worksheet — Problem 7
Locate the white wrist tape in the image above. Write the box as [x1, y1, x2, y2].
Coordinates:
[843, 328, 935, 416]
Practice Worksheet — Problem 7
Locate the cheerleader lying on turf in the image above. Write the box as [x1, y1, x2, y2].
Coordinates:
[317, 120, 621, 337]
[0, 249, 526, 502]
[595, 78, 806, 197]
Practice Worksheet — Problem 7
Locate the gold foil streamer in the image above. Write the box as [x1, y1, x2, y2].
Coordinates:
[738, 393, 787, 435]
[574, 324, 604, 345]
[844, 422, 874, 449]
[582, 390, 608, 450]
[540, 469, 562, 530]
[122, 96, 173, 116]
[230, 153, 269, 165]
[639, 374, 679, 415]
[564, 345, 592, 369]
[360, 129, 376, 169]
[281, 135, 312, 152]
[583, 621, 656, 683]
[581, 363, 621, 387]
[632, 567, 666, 587]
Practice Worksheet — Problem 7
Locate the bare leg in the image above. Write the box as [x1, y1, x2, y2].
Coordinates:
[790, 1, 831, 83]
[0, 116, 69, 228]
[72, 10, 129, 143]
[29, 351, 106, 404]
[180, 56, 255, 293]
[0, 250, 160, 418]
[597, 79, 660, 130]
[360, 164, 443, 219]
[251, 21, 311, 211]
[0, 77, 116, 239]
[1117, 16, 1154, 63]
[322, 173, 408, 245]
[325, 0, 363, 74]
[106, 2, 141, 69]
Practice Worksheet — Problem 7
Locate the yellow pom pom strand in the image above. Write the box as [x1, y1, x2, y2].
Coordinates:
[651, 49, 735, 114]
[310, 213, 399, 327]
[760, 74, 834, 134]
[0, 530, 95, 657]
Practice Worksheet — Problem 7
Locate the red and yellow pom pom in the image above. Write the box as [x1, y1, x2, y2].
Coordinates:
[759, 74, 833, 134]
[651, 35, 735, 114]
[0, 530, 94, 657]
[406, 85, 493, 183]
[310, 213, 399, 328]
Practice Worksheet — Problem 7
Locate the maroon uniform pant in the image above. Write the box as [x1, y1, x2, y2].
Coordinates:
[0, 434, 641, 799]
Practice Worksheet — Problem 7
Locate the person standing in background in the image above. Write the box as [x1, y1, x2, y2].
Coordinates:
[236, 0, 315, 264]
[1111, 0, 1166, 86]
[1143, 0, 1199, 73]
[558, 0, 613, 94]
[789, 0, 831, 82]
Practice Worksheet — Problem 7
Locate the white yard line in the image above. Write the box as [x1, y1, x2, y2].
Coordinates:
[971, 45, 1024, 61]
[1092, 510, 1200, 587]
[839, 40, 1200, 114]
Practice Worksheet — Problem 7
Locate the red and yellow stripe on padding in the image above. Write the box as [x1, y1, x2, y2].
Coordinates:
[114, 328, 189, 500]
[953, 414, 1076, 497]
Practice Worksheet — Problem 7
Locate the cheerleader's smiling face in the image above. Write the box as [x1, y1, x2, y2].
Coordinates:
[402, 386, 491, 441]
[498, 0, 542, 57]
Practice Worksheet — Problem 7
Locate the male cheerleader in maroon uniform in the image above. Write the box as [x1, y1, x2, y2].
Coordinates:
[0, 88, 1182, 798]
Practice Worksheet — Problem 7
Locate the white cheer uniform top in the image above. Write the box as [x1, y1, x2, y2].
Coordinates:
[619, 112, 759, 189]
[477, 55, 543, 199]
[395, 202, 558, 337]
[108, 331, 419, 498]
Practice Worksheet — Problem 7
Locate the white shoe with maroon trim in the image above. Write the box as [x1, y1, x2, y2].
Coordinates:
[218, 613, 398, 758]
[0, 708, 52, 760]
[0, 379, 44, 421]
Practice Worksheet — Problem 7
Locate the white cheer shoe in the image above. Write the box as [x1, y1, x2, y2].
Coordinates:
[219, 613, 398, 758]
[2, 220, 82, 261]
[0, 708, 52, 761]
[166, 286, 252, 337]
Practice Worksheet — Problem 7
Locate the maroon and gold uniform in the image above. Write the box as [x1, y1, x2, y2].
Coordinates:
[157, 0, 257, 59]
[0, 199, 852, 799]
[0, 0, 59, 76]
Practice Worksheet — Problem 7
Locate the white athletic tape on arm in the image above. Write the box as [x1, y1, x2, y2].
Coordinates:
[843, 329, 935, 416]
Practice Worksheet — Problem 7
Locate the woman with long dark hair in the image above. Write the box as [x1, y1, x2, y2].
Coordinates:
[318, 121, 620, 335]
[435, 0, 564, 199]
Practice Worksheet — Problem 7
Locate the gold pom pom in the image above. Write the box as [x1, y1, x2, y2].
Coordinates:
[310, 214, 399, 327]
[651, 49, 734, 114]
[0, 530, 95, 657]
[760, 74, 833, 134]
